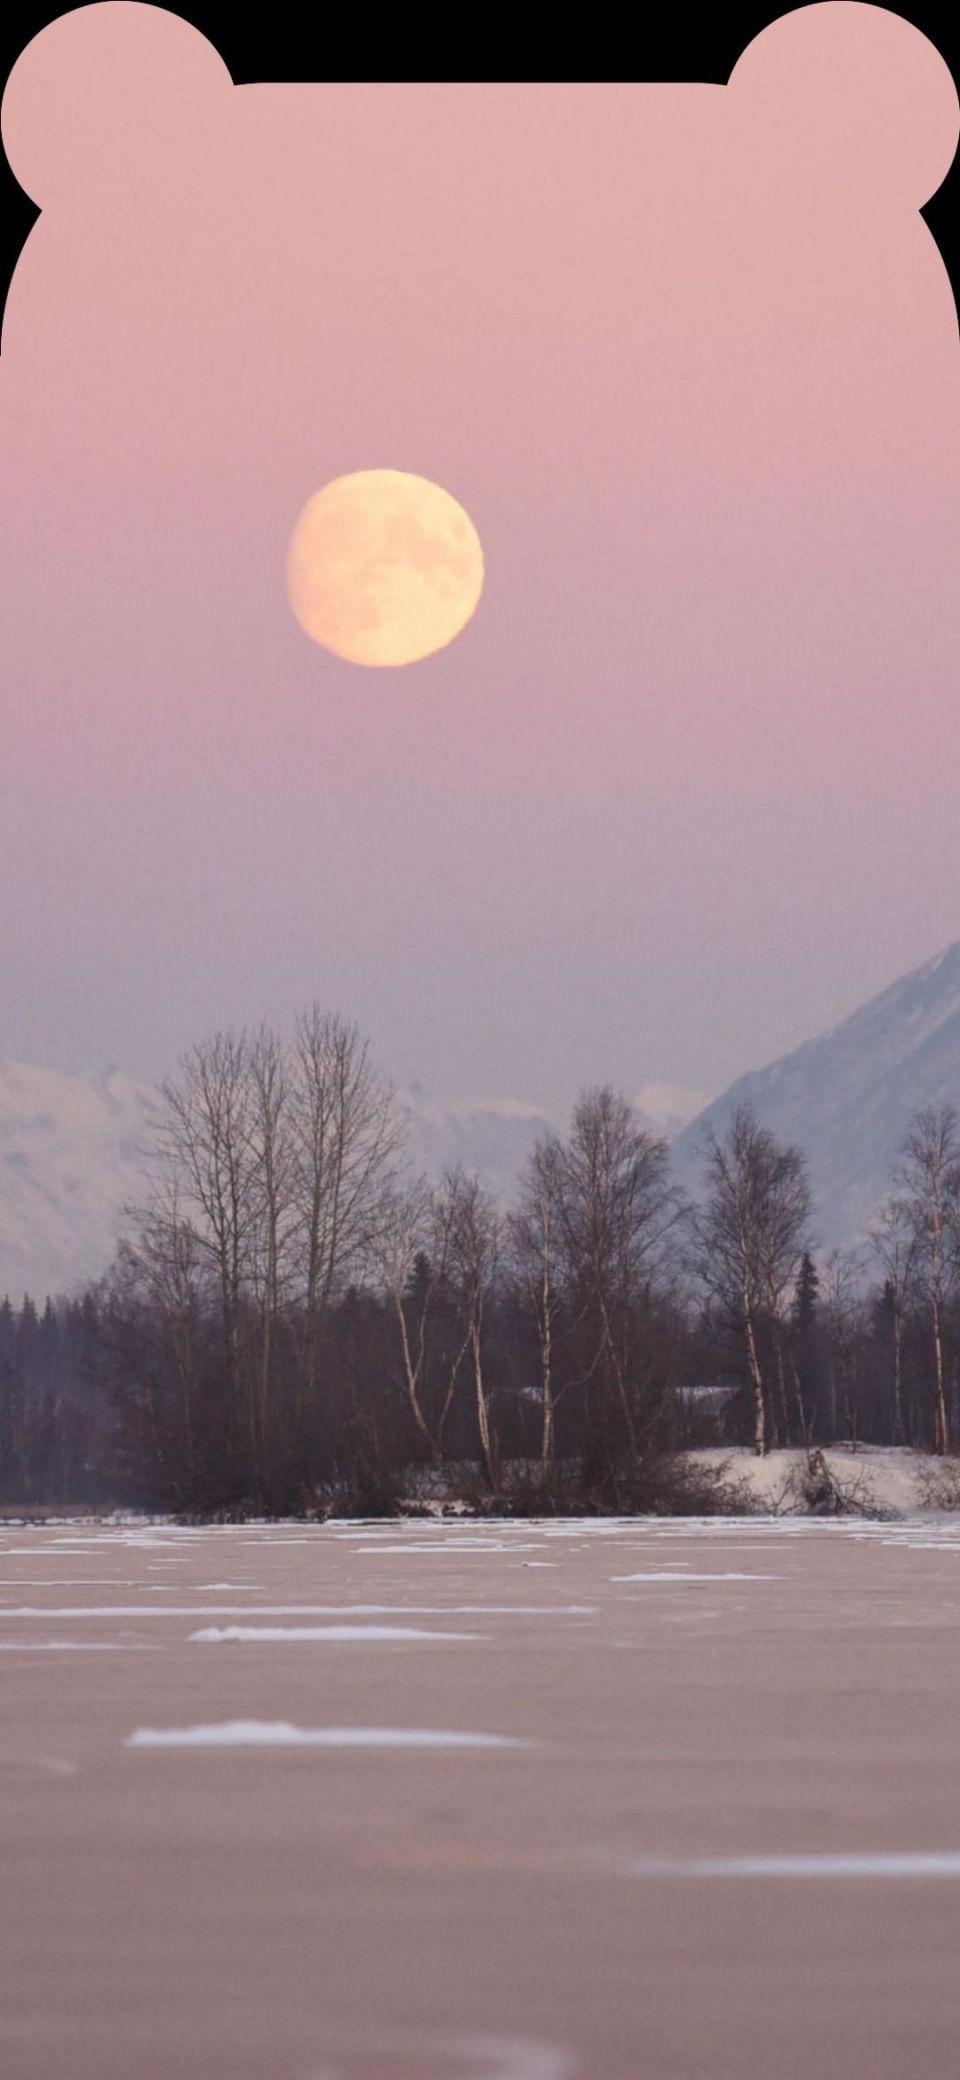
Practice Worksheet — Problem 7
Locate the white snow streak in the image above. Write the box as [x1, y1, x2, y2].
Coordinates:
[611, 1571, 779, 1583]
[628, 1851, 960, 1878]
[191, 1624, 483, 1643]
[0, 1640, 152, 1652]
[0, 1603, 593, 1619]
[126, 1721, 536, 1750]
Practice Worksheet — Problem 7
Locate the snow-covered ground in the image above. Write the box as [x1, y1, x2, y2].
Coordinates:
[3, 1446, 958, 1528]
[687, 1444, 956, 1518]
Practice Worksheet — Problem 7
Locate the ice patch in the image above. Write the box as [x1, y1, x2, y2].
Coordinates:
[882, 1540, 960, 1552]
[126, 1721, 536, 1749]
[611, 1571, 779, 1583]
[435, 2036, 575, 2080]
[335, 2033, 576, 2080]
[352, 1542, 547, 1555]
[0, 1640, 153, 1651]
[628, 1851, 960, 1878]
[237, 1537, 319, 1545]
[191, 1625, 483, 1643]
[1, 1603, 593, 1620]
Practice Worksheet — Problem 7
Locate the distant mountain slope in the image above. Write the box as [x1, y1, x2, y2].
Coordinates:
[15, 938, 960, 1296]
[400, 1080, 704, 1202]
[399, 1089, 561, 1202]
[0, 1062, 159, 1302]
[672, 942, 960, 1249]
[0, 1063, 703, 1301]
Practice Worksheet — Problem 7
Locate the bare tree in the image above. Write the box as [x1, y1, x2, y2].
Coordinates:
[247, 1025, 295, 1474]
[822, 1248, 867, 1446]
[125, 1012, 401, 1501]
[894, 1106, 960, 1455]
[445, 1169, 501, 1490]
[158, 1030, 260, 1470]
[110, 1179, 209, 1497]
[509, 1136, 564, 1473]
[869, 1197, 919, 1445]
[289, 1009, 400, 1427]
[43, 1038, 960, 1511]
[692, 1105, 811, 1456]
[551, 1088, 678, 1465]
[375, 1178, 447, 1461]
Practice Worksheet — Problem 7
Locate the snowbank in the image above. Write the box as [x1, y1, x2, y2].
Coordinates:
[686, 1445, 954, 1517]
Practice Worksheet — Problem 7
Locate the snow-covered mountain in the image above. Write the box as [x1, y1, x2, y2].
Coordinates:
[400, 1079, 705, 1202]
[12, 936, 960, 1294]
[672, 941, 960, 1249]
[0, 1062, 704, 1301]
[399, 1088, 561, 1201]
[632, 1081, 710, 1142]
[0, 1062, 159, 1303]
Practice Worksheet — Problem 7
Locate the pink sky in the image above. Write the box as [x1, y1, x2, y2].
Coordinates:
[1, 2, 958, 1103]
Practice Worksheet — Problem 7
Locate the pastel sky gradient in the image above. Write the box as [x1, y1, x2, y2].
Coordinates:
[1, 1, 958, 1104]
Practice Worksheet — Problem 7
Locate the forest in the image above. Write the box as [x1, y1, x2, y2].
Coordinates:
[2, 1009, 960, 1513]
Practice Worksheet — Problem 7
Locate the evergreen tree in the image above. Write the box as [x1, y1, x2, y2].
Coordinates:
[791, 1250, 822, 1439]
[793, 1251, 820, 1333]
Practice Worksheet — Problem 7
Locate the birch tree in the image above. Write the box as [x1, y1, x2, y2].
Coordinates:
[289, 1009, 400, 1427]
[247, 1025, 294, 1474]
[895, 1106, 960, 1455]
[822, 1248, 867, 1446]
[551, 1088, 676, 1464]
[375, 1178, 451, 1461]
[692, 1105, 811, 1456]
[445, 1169, 501, 1489]
[158, 1030, 259, 1469]
[509, 1136, 564, 1473]
[869, 1197, 918, 1445]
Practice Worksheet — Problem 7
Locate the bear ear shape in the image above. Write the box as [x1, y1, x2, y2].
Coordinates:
[728, 1, 959, 209]
[1, 1, 232, 209]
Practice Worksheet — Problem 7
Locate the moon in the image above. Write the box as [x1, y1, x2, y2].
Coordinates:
[286, 470, 484, 667]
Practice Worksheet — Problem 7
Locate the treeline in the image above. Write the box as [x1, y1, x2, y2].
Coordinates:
[3, 1009, 960, 1513]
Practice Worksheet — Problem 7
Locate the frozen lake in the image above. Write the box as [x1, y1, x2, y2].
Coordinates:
[2, 1513, 960, 2078]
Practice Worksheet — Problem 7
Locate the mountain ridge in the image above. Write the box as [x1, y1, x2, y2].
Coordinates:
[6, 938, 959, 1293]
[673, 939, 960, 1248]
[0, 1059, 702, 1299]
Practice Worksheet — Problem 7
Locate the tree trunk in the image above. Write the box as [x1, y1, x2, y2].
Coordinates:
[472, 1325, 496, 1490]
[540, 1259, 554, 1474]
[393, 1291, 439, 1462]
[775, 1343, 790, 1448]
[745, 1310, 766, 1457]
[933, 1306, 949, 1456]
[541, 1349, 554, 1473]
[789, 1351, 809, 1449]
[892, 1310, 904, 1446]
